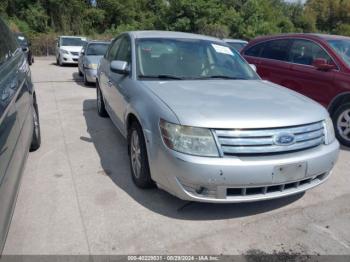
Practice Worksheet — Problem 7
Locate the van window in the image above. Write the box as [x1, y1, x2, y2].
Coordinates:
[261, 40, 291, 61]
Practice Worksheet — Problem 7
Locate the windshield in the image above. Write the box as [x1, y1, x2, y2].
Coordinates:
[328, 39, 350, 67]
[136, 38, 258, 80]
[86, 43, 109, 56]
[61, 37, 85, 47]
[227, 42, 247, 51]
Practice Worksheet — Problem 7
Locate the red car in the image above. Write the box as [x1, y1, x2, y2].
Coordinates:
[242, 33, 350, 146]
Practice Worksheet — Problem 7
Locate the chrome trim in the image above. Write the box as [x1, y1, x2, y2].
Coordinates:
[215, 122, 323, 138]
[215, 122, 325, 155]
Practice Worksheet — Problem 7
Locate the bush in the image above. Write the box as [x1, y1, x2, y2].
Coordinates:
[30, 33, 58, 56]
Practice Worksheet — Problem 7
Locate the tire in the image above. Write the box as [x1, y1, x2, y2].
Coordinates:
[30, 102, 41, 151]
[96, 84, 108, 117]
[128, 121, 154, 188]
[83, 72, 89, 86]
[79, 69, 83, 76]
[56, 56, 59, 65]
[58, 55, 63, 66]
[332, 103, 350, 147]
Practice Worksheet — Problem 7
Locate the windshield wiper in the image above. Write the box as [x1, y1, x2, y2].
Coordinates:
[138, 74, 184, 80]
[195, 75, 247, 80]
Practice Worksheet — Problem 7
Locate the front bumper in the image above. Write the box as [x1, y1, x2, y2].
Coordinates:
[84, 68, 97, 83]
[150, 140, 339, 203]
[61, 53, 79, 64]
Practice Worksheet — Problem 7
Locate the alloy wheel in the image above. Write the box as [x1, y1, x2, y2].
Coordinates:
[130, 130, 142, 179]
[33, 107, 40, 138]
[337, 109, 350, 142]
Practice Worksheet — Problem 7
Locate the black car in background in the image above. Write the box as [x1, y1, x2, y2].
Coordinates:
[14, 32, 34, 65]
[0, 18, 41, 253]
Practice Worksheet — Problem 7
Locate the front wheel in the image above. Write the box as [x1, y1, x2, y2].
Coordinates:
[333, 103, 350, 147]
[128, 122, 154, 188]
[30, 103, 41, 151]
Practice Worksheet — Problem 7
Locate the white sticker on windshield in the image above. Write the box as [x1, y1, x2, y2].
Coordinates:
[211, 44, 234, 56]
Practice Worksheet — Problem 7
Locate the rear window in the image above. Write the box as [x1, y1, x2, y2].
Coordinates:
[86, 43, 109, 56]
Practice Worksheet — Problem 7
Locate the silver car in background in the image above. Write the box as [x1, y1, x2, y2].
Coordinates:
[78, 41, 110, 85]
[96, 31, 339, 203]
[223, 38, 248, 51]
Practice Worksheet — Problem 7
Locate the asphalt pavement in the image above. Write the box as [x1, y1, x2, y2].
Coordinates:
[3, 57, 350, 255]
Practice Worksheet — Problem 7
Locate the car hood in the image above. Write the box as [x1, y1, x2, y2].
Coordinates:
[60, 46, 83, 52]
[142, 80, 328, 129]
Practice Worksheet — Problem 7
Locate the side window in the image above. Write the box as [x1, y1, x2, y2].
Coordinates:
[107, 38, 122, 61]
[261, 39, 291, 61]
[115, 37, 131, 63]
[0, 19, 17, 65]
[244, 42, 266, 57]
[289, 39, 333, 66]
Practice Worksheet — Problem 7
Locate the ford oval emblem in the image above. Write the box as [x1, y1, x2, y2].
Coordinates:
[274, 133, 295, 146]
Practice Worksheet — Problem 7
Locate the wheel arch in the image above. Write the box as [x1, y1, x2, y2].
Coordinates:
[328, 92, 350, 116]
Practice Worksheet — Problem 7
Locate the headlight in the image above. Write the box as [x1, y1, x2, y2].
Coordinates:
[159, 119, 219, 157]
[324, 117, 336, 145]
[85, 63, 98, 69]
[61, 49, 69, 55]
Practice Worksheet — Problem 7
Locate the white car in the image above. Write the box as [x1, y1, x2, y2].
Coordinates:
[56, 36, 87, 66]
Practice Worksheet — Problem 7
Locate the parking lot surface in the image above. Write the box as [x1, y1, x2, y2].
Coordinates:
[3, 57, 350, 255]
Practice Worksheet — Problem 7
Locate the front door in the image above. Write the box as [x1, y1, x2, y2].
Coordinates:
[286, 39, 336, 107]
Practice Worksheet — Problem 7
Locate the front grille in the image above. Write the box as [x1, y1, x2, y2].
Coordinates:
[214, 121, 324, 156]
[71, 52, 79, 56]
[227, 173, 326, 197]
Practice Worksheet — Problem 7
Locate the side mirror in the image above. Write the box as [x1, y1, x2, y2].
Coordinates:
[249, 64, 257, 72]
[22, 47, 29, 52]
[110, 60, 129, 74]
[81, 49, 85, 55]
[312, 58, 336, 71]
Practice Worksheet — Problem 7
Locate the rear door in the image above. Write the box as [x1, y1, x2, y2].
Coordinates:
[286, 39, 336, 106]
[108, 36, 132, 130]
[98, 37, 121, 110]
[256, 39, 293, 85]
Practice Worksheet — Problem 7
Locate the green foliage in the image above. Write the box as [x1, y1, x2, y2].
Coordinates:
[3, 0, 350, 55]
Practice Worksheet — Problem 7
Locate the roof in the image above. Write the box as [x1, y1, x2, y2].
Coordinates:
[223, 38, 248, 43]
[127, 30, 222, 42]
[59, 35, 87, 39]
[252, 33, 350, 42]
[87, 40, 110, 44]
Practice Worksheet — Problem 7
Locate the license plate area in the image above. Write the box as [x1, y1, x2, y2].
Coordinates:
[273, 162, 307, 184]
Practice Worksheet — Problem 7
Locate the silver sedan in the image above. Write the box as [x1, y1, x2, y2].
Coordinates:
[96, 31, 339, 203]
[78, 41, 110, 85]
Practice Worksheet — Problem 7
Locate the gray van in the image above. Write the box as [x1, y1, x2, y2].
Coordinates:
[0, 18, 41, 253]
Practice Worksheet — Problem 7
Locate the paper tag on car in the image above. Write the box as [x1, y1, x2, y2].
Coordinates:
[211, 44, 234, 56]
